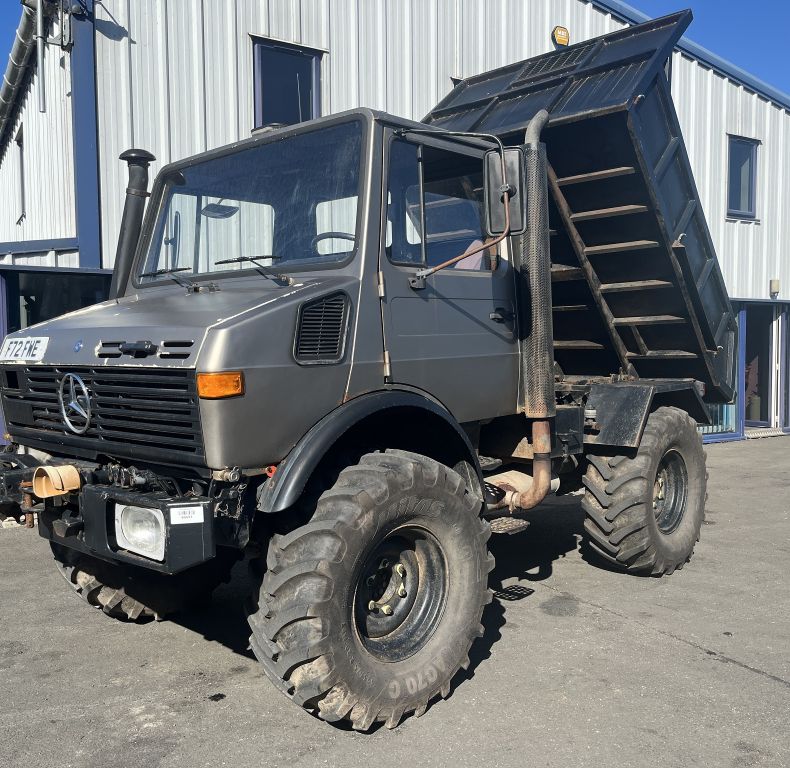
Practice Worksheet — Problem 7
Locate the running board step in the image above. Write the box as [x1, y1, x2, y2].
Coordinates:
[613, 315, 685, 326]
[552, 304, 589, 312]
[553, 340, 606, 350]
[570, 204, 649, 222]
[551, 265, 585, 281]
[584, 240, 660, 256]
[600, 279, 674, 293]
[626, 350, 698, 359]
[556, 166, 635, 186]
[489, 517, 531, 535]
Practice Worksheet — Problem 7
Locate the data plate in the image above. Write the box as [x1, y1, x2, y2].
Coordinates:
[0, 336, 49, 362]
[169, 505, 205, 525]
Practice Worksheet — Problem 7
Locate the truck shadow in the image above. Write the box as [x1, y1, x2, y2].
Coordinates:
[455, 493, 586, 691]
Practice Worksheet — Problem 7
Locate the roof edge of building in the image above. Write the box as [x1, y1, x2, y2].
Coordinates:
[589, 0, 790, 112]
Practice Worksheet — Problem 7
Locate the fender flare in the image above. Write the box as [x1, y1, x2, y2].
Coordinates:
[257, 389, 483, 514]
[586, 380, 710, 449]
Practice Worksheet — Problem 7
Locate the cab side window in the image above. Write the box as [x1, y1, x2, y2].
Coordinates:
[385, 139, 495, 270]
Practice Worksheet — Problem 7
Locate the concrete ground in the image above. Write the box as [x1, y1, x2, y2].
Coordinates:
[1, 437, 789, 768]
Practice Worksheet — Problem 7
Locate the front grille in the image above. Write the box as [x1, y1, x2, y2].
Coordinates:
[2, 366, 203, 460]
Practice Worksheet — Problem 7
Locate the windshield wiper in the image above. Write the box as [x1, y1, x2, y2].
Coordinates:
[139, 266, 195, 288]
[214, 256, 292, 286]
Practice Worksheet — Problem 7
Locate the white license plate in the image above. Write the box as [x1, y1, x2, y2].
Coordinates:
[0, 336, 49, 362]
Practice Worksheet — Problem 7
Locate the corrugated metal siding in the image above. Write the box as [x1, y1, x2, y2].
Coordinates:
[0, 18, 76, 250]
[93, 1, 790, 300]
[94, 0, 626, 268]
[671, 52, 790, 302]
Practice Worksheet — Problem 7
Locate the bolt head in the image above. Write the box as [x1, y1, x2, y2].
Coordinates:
[367, 600, 377, 612]
[397, 585, 407, 598]
[381, 604, 393, 616]
[394, 563, 406, 577]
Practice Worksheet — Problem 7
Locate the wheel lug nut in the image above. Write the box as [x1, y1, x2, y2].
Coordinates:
[366, 576, 376, 586]
[397, 585, 407, 598]
[394, 564, 406, 577]
[380, 559, 389, 569]
[368, 600, 377, 612]
[381, 604, 393, 616]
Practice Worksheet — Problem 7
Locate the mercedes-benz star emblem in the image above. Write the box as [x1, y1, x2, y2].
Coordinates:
[58, 374, 91, 435]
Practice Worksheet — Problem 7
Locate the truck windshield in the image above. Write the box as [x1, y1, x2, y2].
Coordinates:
[137, 121, 364, 284]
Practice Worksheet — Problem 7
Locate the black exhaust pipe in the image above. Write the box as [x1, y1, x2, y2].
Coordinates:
[505, 110, 554, 514]
[109, 148, 156, 299]
[516, 110, 555, 420]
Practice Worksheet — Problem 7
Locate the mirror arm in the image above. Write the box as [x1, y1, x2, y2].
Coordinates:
[411, 190, 511, 287]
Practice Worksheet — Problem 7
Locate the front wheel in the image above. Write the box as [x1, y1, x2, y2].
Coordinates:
[581, 406, 707, 576]
[247, 450, 494, 731]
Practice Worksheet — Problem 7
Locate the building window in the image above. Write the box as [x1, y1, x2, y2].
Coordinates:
[727, 136, 758, 219]
[253, 39, 321, 129]
[15, 126, 25, 225]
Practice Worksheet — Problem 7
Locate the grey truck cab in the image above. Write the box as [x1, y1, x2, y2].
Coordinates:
[0, 13, 736, 731]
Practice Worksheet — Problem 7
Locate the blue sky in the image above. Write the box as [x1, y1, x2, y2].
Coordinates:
[0, 1, 788, 97]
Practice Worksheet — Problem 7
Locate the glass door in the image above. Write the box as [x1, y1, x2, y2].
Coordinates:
[744, 304, 774, 426]
[783, 309, 790, 431]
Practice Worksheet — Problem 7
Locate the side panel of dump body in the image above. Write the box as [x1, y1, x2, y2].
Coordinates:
[423, 11, 737, 404]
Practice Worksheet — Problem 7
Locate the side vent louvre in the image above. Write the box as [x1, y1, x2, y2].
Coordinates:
[159, 340, 195, 360]
[294, 293, 349, 364]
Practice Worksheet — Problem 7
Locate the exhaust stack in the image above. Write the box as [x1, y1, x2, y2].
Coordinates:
[109, 148, 156, 299]
[507, 110, 555, 514]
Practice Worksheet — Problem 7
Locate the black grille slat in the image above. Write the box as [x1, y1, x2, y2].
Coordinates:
[295, 293, 349, 363]
[4, 366, 203, 457]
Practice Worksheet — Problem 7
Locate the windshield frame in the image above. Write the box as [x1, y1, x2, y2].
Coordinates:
[130, 112, 371, 290]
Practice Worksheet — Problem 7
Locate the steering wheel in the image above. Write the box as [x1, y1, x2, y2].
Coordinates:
[311, 231, 356, 251]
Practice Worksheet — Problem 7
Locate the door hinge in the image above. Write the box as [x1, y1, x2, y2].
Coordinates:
[383, 350, 391, 380]
[377, 270, 385, 299]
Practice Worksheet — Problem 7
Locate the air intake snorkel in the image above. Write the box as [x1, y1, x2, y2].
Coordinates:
[109, 148, 156, 299]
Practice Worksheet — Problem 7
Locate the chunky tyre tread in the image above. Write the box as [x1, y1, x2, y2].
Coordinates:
[248, 450, 493, 730]
[581, 407, 706, 576]
[51, 544, 240, 621]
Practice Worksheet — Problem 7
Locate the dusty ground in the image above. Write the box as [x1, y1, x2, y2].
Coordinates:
[1, 437, 789, 768]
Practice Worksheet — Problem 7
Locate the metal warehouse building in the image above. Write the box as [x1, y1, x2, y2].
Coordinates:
[0, 0, 789, 440]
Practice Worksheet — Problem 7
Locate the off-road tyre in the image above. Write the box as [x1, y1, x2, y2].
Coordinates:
[581, 406, 707, 576]
[51, 543, 241, 621]
[247, 450, 494, 731]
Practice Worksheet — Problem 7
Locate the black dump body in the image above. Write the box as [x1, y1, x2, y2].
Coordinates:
[423, 10, 736, 404]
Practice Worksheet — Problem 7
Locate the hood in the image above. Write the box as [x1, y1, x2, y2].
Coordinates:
[2, 276, 339, 368]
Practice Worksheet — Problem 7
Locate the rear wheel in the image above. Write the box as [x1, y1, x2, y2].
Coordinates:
[581, 406, 706, 576]
[51, 543, 241, 621]
[247, 450, 493, 731]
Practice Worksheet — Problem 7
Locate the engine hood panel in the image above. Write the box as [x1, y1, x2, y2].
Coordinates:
[0, 276, 343, 369]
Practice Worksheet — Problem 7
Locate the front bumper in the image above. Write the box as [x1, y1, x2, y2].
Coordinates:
[39, 485, 215, 575]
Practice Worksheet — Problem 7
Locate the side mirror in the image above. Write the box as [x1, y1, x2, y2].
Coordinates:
[484, 147, 526, 237]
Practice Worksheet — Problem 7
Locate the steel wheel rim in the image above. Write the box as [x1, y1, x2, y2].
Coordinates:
[652, 448, 688, 534]
[353, 527, 447, 663]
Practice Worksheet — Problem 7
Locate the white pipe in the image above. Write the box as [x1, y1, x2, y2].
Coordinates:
[36, 0, 45, 113]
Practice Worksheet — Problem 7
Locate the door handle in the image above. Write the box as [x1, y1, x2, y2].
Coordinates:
[489, 307, 513, 323]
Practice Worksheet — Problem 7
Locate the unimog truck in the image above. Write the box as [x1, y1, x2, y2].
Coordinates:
[0, 12, 735, 730]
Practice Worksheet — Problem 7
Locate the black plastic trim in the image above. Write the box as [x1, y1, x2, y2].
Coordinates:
[257, 389, 483, 514]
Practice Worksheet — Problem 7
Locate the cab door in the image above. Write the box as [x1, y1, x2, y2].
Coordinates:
[379, 132, 519, 422]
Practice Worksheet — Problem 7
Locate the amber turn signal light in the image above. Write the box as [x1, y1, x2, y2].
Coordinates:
[197, 371, 245, 399]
